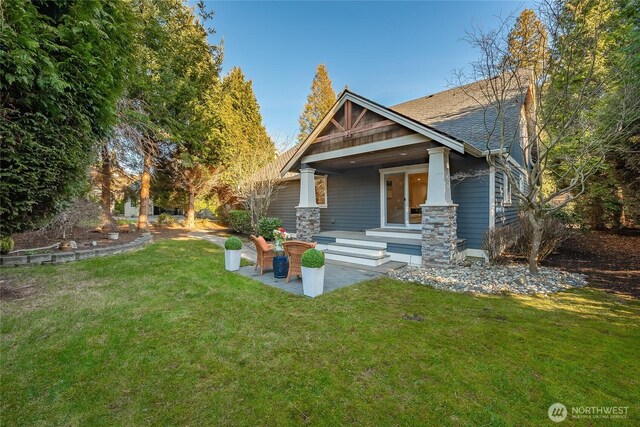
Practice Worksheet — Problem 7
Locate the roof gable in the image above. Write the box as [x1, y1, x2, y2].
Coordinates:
[280, 90, 466, 176]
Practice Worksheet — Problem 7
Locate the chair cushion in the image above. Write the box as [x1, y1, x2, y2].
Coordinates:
[255, 236, 272, 252]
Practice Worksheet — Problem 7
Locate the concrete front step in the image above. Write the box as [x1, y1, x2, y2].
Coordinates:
[365, 228, 422, 240]
[327, 242, 387, 257]
[335, 237, 387, 249]
[323, 250, 391, 267]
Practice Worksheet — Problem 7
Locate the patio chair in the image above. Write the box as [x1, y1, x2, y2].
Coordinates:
[282, 240, 317, 283]
[250, 235, 275, 275]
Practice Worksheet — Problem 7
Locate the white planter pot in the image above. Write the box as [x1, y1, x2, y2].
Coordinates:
[225, 249, 241, 271]
[107, 232, 119, 240]
[301, 265, 325, 297]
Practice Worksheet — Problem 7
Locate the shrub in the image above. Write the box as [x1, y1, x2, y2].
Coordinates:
[301, 249, 325, 268]
[228, 210, 252, 234]
[482, 225, 518, 264]
[511, 214, 569, 261]
[0, 236, 15, 255]
[224, 236, 243, 250]
[154, 213, 176, 227]
[257, 217, 283, 240]
[482, 214, 569, 264]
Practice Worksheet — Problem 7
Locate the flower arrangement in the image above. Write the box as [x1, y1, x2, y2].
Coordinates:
[272, 227, 290, 255]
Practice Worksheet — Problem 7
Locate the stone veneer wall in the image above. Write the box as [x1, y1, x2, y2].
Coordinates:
[296, 207, 320, 242]
[421, 205, 458, 265]
[0, 234, 153, 267]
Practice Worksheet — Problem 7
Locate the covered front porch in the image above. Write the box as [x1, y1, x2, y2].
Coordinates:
[292, 143, 465, 267]
[271, 91, 489, 267]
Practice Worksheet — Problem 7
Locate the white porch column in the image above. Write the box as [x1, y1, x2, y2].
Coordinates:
[297, 167, 318, 208]
[421, 147, 460, 266]
[424, 147, 453, 206]
[296, 167, 320, 242]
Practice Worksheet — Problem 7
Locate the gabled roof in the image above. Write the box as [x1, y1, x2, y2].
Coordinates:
[280, 90, 468, 176]
[391, 73, 529, 154]
[268, 72, 531, 178]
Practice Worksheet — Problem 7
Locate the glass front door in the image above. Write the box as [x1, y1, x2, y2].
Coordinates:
[385, 174, 405, 226]
[383, 170, 428, 228]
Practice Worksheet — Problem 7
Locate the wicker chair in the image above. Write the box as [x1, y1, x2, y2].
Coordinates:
[282, 240, 317, 283]
[250, 235, 275, 275]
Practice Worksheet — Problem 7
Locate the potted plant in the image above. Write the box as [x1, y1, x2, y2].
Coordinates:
[224, 236, 242, 271]
[301, 248, 325, 297]
[107, 231, 119, 240]
[272, 227, 290, 278]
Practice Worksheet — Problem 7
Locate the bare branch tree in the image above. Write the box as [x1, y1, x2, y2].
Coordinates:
[457, 0, 629, 272]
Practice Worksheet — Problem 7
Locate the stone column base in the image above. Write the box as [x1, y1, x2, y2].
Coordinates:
[296, 207, 320, 242]
[421, 205, 458, 266]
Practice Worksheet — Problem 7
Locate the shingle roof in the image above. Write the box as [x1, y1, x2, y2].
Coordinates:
[264, 73, 530, 177]
[390, 74, 529, 153]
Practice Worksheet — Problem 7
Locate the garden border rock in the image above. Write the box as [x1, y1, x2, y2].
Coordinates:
[0, 233, 153, 267]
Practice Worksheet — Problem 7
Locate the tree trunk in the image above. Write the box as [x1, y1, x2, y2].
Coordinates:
[187, 185, 196, 229]
[100, 143, 115, 230]
[527, 212, 543, 274]
[138, 151, 152, 231]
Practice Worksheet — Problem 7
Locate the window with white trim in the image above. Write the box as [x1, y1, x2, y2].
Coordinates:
[503, 172, 512, 206]
[315, 175, 327, 208]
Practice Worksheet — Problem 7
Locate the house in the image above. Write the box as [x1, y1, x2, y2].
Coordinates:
[122, 181, 184, 218]
[265, 74, 531, 267]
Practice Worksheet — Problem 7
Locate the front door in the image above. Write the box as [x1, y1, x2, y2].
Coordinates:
[382, 168, 428, 228]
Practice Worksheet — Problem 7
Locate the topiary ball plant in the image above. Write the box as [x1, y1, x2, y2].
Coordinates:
[0, 236, 14, 255]
[301, 248, 325, 268]
[224, 236, 243, 251]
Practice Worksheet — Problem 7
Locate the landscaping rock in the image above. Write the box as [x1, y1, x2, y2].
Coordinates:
[75, 249, 96, 260]
[389, 264, 587, 295]
[2, 255, 29, 266]
[69, 240, 78, 249]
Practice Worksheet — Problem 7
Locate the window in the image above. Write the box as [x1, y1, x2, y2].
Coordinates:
[315, 175, 327, 208]
[130, 198, 138, 208]
[503, 172, 512, 206]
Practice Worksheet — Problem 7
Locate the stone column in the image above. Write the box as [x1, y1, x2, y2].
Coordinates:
[421, 205, 458, 265]
[421, 147, 458, 266]
[296, 167, 320, 242]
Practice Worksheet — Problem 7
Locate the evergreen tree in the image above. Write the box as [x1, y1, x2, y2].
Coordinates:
[297, 64, 336, 142]
[0, 0, 135, 236]
[506, 9, 548, 75]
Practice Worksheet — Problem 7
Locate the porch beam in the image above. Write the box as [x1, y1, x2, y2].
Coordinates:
[301, 134, 429, 164]
[313, 119, 395, 143]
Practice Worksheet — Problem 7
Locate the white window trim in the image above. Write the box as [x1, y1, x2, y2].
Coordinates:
[315, 175, 328, 208]
[503, 172, 512, 206]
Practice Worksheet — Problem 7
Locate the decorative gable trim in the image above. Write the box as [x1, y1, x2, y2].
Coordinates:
[281, 90, 467, 176]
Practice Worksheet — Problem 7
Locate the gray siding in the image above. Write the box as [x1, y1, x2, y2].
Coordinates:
[451, 157, 490, 250]
[495, 167, 522, 227]
[320, 169, 380, 232]
[266, 180, 299, 231]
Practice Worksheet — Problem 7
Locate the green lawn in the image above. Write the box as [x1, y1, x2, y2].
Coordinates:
[1, 239, 638, 426]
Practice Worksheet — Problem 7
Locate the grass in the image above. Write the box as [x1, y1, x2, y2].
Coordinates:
[1, 239, 638, 426]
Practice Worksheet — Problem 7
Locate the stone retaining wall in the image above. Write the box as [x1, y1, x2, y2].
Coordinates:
[0, 234, 153, 267]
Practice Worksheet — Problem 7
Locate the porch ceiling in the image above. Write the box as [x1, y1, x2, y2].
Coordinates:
[307, 140, 441, 171]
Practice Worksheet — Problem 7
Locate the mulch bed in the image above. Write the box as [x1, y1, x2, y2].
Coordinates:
[544, 229, 640, 298]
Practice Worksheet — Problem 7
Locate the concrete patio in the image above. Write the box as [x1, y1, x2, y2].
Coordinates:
[189, 230, 404, 296]
[235, 263, 381, 296]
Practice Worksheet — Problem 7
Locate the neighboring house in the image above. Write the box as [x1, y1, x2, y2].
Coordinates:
[122, 181, 184, 218]
[264, 74, 531, 267]
[124, 197, 153, 218]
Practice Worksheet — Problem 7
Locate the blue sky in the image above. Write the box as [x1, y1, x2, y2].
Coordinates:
[205, 1, 528, 147]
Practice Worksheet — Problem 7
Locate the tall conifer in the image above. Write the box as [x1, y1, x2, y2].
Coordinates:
[298, 64, 336, 142]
